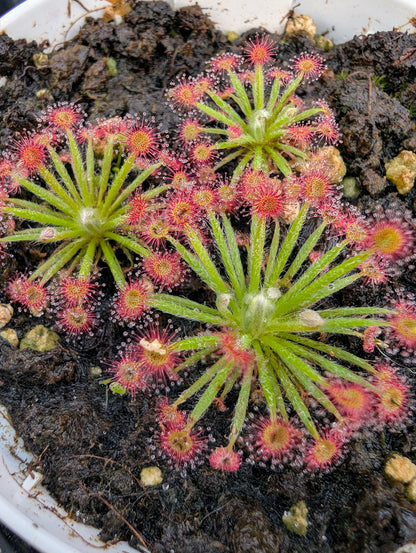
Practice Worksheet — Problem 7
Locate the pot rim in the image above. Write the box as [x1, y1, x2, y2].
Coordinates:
[1, 0, 415, 45]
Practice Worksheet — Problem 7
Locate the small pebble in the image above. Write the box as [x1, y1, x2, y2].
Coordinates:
[90, 366, 103, 378]
[314, 35, 333, 51]
[20, 325, 60, 352]
[36, 88, 54, 101]
[385, 454, 416, 484]
[342, 176, 360, 198]
[106, 57, 118, 77]
[226, 31, 239, 43]
[285, 14, 316, 40]
[385, 150, 416, 194]
[140, 466, 163, 487]
[282, 500, 308, 536]
[394, 543, 416, 553]
[0, 328, 19, 347]
[32, 52, 48, 69]
[0, 303, 13, 329]
[406, 478, 416, 502]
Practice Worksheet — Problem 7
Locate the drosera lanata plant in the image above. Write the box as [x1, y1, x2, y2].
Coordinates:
[109, 164, 416, 471]
[0, 46, 414, 474]
[168, 34, 339, 181]
[0, 104, 173, 317]
[106, 35, 416, 472]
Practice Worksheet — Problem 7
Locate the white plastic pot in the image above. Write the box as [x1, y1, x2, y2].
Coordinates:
[0, 1, 415, 552]
[1, 0, 415, 45]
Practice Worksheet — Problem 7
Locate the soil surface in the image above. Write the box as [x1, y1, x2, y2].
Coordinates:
[1, 2, 416, 552]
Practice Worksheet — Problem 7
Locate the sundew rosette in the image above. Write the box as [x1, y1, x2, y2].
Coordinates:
[168, 34, 339, 182]
[112, 164, 416, 471]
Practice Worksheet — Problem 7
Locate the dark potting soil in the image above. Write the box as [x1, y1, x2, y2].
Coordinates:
[1, 2, 416, 552]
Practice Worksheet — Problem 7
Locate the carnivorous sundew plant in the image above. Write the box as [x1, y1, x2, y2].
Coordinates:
[143, 184, 415, 470]
[1, 36, 415, 472]
[168, 34, 339, 182]
[0, 104, 167, 291]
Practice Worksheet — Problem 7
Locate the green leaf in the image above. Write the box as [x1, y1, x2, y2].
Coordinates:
[100, 239, 126, 287]
[273, 142, 309, 159]
[201, 127, 229, 136]
[321, 317, 391, 332]
[48, 146, 82, 204]
[290, 107, 323, 124]
[229, 152, 253, 184]
[203, 90, 246, 127]
[228, 70, 252, 116]
[253, 64, 265, 111]
[278, 333, 376, 373]
[214, 148, 247, 171]
[175, 357, 229, 407]
[264, 146, 293, 176]
[215, 138, 251, 150]
[67, 129, 91, 206]
[228, 364, 254, 447]
[266, 77, 281, 114]
[272, 240, 349, 314]
[253, 341, 284, 419]
[264, 335, 326, 384]
[173, 334, 220, 351]
[185, 226, 230, 295]
[189, 361, 232, 425]
[0, 231, 45, 242]
[208, 211, 244, 303]
[172, 348, 216, 375]
[78, 239, 97, 279]
[317, 306, 394, 318]
[3, 206, 77, 229]
[265, 202, 309, 287]
[0, 226, 80, 244]
[253, 146, 268, 171]
[168, 235, 223, 293]
[38, 166, 79, 212]
[8, 197, 74, 219]
[283, 272, 363, 314]
[266, 351, 289, 421]
[107, 162, 162, 216]
[143, 183, 169, 201]
[97, 138, 114, 205]
[269, 73, 303, 122]
[101, 155, 135, 215]
[34, 240, 86, 283]
[273, 359, 318, 438]
[105, 231, 150, 257]
[196, 101, 239, 128]
[154, 293, 221, 316]
[150, 295, 226, 325]
[248, 215, 266, 293]
[221, 214, 246, 293]
[286, 363, 342, 421]
[86, 140, 95, 198]
[280, 221, 326, 285]
[264, 220, 280, 288]
[14, 176, 77, 217]
[277, 336, 378, 387]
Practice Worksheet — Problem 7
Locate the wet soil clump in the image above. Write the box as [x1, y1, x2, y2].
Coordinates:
[1, 2, 416, 552]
